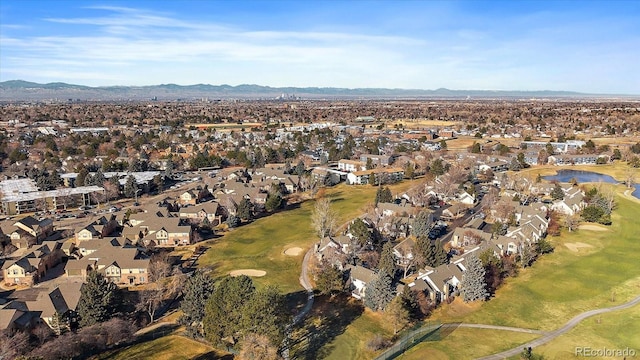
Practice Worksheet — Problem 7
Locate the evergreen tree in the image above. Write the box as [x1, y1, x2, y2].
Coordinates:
[414, 236, 433, 269]
[368, 172, 376, 186]
[364, 272, 395, 311]
[349, 218, 372, 247]
[316, 263, 345, 295]
[404, 162, 415, 179]
[180, 271, 215, 337]
[204, 275, 255, 346]
[375, 186, 393, 204]
[460, 254, 488, 302]
[77, 271, 122, 327]
[470, 142, 481, 153]
[47, 170, 62, 190]
[433, 241, 449, 266]
[381, 187, 393, 203]
[76, 167, 89, 188]
[265, 191, 283, 212]
[378, 242, 396, 278]
[237, 198, 253, 221]
[295, 160, 306, 176]
[49, 312, 68, 336]
[253, 148, 265, 168]
[93, 168, 105, 186]
[411, 211, 432, 238]
[164, 157, 175, 178]
[366, 157, 375, 170]
[551, 183, 565, 200]
[430, 159, 445, 176]
[124, 175, 139, 198]
[240, 285, 289, 346]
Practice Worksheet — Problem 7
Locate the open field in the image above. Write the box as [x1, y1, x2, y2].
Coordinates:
[400, 328, 539, 360]
[96, 335, 227, 360]
[535, 303, 640, 360]
[197, 181, 418, 293]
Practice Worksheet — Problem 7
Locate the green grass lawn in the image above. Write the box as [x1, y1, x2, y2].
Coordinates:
[197, 181, 417, 293]
[400, 328, 539, 360]
[535, 303, 640, 360]
[98, 335, 228, 360]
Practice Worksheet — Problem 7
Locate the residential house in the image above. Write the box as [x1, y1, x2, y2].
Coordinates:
[346, 168, 404, 185]
[179, 189, 199, 206]
[549, 154, 600, 166]
[550, 187, 586, 216]
[450, 228, 491, 248]
[338, 159, 366, 172]
[359, 154, 392, 166]
[75, 215, 118, 243]
[457, 191, 476, 205]
[442, 203, 469, 219]
[415, 262, 464, 303]
[123, 215, 192, 247]
[65, 241, 150, 285]
[346, 264, 377, 300]
[490, 235, 520, 256]
[393, 237, 416, 270]
[6, 216, 54, 248]
[25, 283, 82, 330]
[2, 241, 64, 286]
[179, 201, 223, 226]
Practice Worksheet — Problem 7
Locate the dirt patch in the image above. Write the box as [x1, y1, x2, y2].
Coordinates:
[229, 269, 266, 277]
[578, 224, 610, 231]
[284, 247, 304, 256]
[565, 242, 594, 252]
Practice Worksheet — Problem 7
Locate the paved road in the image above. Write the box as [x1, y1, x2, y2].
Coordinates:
[477, 294, 640, 360]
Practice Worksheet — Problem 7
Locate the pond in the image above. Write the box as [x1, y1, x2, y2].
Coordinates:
[542, 169, 619, 184]
[543, 169, 640, 199]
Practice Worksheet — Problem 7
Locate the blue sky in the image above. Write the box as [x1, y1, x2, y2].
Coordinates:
[1, 0, 639, 93]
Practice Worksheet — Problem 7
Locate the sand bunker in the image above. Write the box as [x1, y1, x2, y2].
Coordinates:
[229, 269, 266, 277]
[284, 247, 304, 256]
[565, 242, 594, 252]
[579, 224, 609, 231]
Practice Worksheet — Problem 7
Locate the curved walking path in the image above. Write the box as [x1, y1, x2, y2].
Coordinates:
[451, 323, 546, 335]
[374, 323, 546, 360]
[477, 294, 640, 360]
[281, 247, 315, 360]
[294, 247, 315, 324]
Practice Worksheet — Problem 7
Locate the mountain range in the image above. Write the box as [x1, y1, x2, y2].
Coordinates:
[0, 80, 624, 102]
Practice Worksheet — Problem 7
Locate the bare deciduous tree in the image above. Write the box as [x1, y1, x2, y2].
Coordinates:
[237, 333, 282, 360]
[565, 214, 580, 232]
[311, 197, 337, 239]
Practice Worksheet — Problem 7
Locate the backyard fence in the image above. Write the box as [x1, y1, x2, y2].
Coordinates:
[374, 321, 443, 360]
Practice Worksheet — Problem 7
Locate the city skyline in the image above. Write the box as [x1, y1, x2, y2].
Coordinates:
[1, 0, 639, 94]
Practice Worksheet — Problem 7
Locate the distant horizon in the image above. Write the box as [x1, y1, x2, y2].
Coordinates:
[4, 79, 637, 96]
[1, 1, 639, 94]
